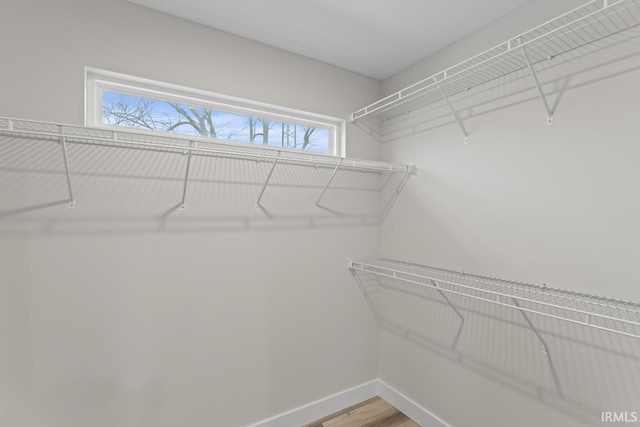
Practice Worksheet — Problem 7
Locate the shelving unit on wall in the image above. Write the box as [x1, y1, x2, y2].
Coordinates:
[348, 258, 640, 401]
[350, 0, 640, 143]
[0, 117, 412, 224]
[348, 258, 640, 340]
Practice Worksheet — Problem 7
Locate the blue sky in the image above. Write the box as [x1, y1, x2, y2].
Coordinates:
[102, 91, 330, 153]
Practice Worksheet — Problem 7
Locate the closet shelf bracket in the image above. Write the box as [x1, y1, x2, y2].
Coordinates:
[351, 268, 384, 325]
[315, 158, 344, 211]
[349, 0, 640, 136]
[58, 125, 76, 209]
[511, 297, 550, 356]
[432, 279, 466, 326]
[0, 117, 413, 221]
[180, 141, 195, 210]
[519, 41, 555, 125]
[512, 297, 563, 396]
[435, 78, 469, 144]
[255, 152, 280, 213]
[348, 258, 640, 340]
[432, 279, 466, 350]
[380, 166, 413, 221]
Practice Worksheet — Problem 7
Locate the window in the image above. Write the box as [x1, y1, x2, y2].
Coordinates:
[85, 68, 345, 156]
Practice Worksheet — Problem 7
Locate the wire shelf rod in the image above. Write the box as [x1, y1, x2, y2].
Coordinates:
[348, 260, 640, 339]
[0, 118, 410, 174]
[1, 117, 413, 220]
[353, 265, 640, 339]
[61, 137, 394, 175]
[391, 257, 640, 310]
[397, 262, 640, 316]
[355, 260, 640, 324]
[351, 0, 640, 121]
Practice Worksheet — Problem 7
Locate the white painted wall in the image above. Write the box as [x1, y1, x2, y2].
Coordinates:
[379, 1, 640, 426]
[3, 1, 640, 426]
[0, 1, 383, 426]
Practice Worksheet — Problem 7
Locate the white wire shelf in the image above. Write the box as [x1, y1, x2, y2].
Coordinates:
[348, 258, 640, 340]
[0, 117, 412, 221]
[351, 0, 640, 126]
[0, 117, 410, 172]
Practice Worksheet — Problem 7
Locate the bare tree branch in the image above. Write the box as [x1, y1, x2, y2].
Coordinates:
[303, 127, 315, 149]
[103, 94, 318, 151]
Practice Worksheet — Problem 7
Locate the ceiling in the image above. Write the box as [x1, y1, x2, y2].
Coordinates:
[128, 0, 529, 80]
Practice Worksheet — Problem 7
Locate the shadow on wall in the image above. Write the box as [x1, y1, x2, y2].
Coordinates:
[0, 378, 167, 427]
[352, 268, 640, 427]
[355, 26, 640, 144]
[0, 139, 409, 236]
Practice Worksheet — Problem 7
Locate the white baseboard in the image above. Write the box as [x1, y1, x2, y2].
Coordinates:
[246, 380, 379, 427]
[246, 379, 449, 427]
[378, 380, 451, 427]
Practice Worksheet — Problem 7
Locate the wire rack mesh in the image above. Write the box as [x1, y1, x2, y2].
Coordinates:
[0, 117, 409, 172]
[349, 258, 640, 339]
[351, 0, 640, 121]
[0, 117, 412, 221]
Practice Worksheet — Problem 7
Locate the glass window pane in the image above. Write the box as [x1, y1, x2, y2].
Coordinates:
[102, 90, 330, 153]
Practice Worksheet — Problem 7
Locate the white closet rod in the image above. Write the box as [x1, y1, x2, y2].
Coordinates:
[348, 258, 640, 340]
[351, 0, 640, 123]
[0, 117, 413, 218]
[0, 117, 411, 174]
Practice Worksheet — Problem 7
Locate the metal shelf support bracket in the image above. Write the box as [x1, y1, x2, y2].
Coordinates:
[431, 279, 466, 350]
[432, 280, 466, 326]
[1, 117, 411, 221]
[512, 298, 563, 396]
[180, 141, 195, 210]
[512, 298, 550, 355]
[520, 43, 555, 125]
[435, 78, 470, 143]
[380, 171, 395, 191]
[315, 158, 344, 209]
[352, 269, 384, 325]
[380, 171, 412, 222]
[58, 126, 75, 209]
[256, 153, 280, 211]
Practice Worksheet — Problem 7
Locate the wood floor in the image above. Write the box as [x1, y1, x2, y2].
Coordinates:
[303, 397, 419, 427]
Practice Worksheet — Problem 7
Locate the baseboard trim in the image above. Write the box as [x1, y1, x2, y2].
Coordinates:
[378, 380, 451, 427]
[246, 379, 449, 427]
[246, 380, 379, 427]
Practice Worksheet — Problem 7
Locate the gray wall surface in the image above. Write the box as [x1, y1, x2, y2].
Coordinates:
[0, 1, 382, 426]
[2, 0, 640, 426]
[378, 1, 640, 425]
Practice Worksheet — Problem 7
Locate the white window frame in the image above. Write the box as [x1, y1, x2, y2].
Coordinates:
[85, 67, 346, 157]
